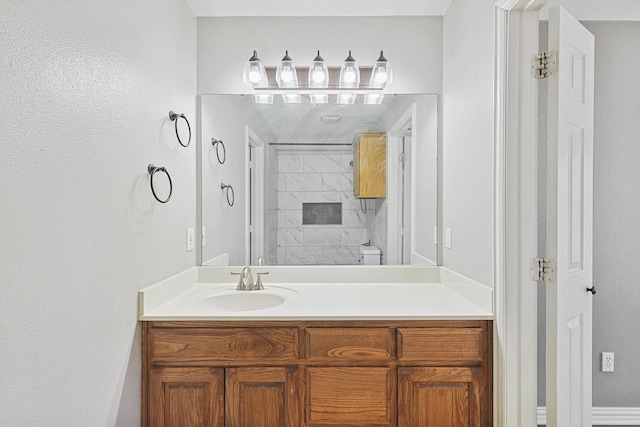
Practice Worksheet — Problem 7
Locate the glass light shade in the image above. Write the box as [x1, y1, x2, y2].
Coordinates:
[364, 93, 384, 105]
[276, 51, 298, 88]
[369, 51, 393, 89]
[308, 51, 329, 88]
[254, 94, 273, 104]
[242, 50, 268, 88]
[337, 93, 356, 104]
[282, 94, 301, 104]
[310, 94, 329, 104]
[339, 51, 360, 89]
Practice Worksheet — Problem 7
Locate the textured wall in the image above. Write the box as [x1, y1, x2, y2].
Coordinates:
[442, 0, 495, 286]
[0, 1, 196, 425]
[538, 21, 640, 408]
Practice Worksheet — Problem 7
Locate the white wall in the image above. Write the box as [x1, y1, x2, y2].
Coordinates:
[537, 20, 640, 409]
[381, 95, 439, 265]
[0, 1, 196, 425]
[197, 16, 443, 95]
[200, 95, 277, 265]
[441, 0, 495, 286]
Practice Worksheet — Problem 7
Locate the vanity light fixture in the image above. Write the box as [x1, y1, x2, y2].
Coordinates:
[337, 93, 356, 104]
[283, 93, 302, 104]
[254, 94, 273, 104]
[310, 93, 329, 104]
[339, 50, 360, 89]
[243, 50, 268, 88]
[364, 93, 384, 105]
[369, 50, 393, 89]
[276, 50, 298, 88]
[244, 50, 392, 104]
[308, 50, 329, 88]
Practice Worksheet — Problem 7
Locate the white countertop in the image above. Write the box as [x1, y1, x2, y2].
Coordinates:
[138, 266, 493, 321]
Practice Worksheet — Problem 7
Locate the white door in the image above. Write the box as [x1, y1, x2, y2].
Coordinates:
[546, 6, 595, 427]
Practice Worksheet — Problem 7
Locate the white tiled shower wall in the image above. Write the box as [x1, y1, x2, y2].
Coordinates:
[265, 144, 279, 265]
[272, 147, 369, 265]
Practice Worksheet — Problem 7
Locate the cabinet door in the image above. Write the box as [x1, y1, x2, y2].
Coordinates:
[398, 367, 486, 427]
[353, 133, 386, 198]
[225, 366, 303, 427]
[306, 367, 396, 427]
[148, 367, 224, 427]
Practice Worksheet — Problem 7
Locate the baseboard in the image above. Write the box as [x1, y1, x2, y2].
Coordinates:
[537, 406, 640, 425]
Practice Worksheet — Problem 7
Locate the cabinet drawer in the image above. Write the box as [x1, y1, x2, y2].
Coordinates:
[150, 328, 299, 366]
[397, 328, 484, 364]
[306, 367, 396, 427]
[303, 328, 395, 361]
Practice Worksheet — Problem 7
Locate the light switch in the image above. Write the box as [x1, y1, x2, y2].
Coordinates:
[445, 228, 452, 249]
[186, 228, 194, 252]
[433, 226, 438, 245]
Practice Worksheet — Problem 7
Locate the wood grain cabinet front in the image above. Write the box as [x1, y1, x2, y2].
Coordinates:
[142, 321, 492, 427]
[353, 132, 387, 198]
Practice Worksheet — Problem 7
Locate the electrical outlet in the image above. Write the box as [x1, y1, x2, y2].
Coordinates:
[201, 226, 206, 247]
[186, 228, 194, 252]
[445, 228, 452, 249]
[602, 352, 614, 372]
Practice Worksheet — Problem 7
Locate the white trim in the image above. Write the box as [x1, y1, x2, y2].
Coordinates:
[538, 407, 640, 425]
[387, 105, 415, 265]
[246, 126, 265, 265]
[494, 1, 547, 426]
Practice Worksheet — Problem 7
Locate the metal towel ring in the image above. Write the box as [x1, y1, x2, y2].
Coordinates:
[169, 111, 191, 147]
[211, 138, 226, 164]
[220, 183, 235, 206]
[148, 164, 173, 203]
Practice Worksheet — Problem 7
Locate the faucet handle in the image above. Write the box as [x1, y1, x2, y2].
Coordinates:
[254, 275, 265, 290]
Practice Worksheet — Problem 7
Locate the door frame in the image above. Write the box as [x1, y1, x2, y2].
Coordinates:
[494, 0, 547, 425]
[245, 125, 265, 265]
[387, 105, 415, 265]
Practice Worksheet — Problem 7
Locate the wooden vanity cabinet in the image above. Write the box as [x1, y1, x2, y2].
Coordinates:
[143, 320, 492, 427]
[353, 132, 387, 198]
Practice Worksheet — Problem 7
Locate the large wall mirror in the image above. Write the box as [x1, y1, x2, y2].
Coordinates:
[199, 94, 438, 267]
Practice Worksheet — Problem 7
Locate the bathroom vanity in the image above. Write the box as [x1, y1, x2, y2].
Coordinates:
[139, 266, 493, 427]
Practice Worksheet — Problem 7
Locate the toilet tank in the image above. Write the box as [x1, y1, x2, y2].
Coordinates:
[359, 245, 381, 265]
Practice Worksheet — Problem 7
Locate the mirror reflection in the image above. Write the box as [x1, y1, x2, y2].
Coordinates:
[199, 94, 438, 266]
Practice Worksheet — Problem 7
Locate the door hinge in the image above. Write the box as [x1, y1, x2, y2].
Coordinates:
[399, 153, 407, 163]
[530, 257, 556, 283]
[531, 51, 557, 79]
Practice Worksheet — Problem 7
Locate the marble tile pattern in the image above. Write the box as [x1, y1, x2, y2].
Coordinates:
[275, 150, 369, 265]
[265, 145, 279, 264]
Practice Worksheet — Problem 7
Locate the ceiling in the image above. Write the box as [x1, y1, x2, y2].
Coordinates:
[186, 0, 640, 20]
[185, 0, 453, 17]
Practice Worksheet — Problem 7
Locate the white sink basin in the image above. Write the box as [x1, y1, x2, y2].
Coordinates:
[184, 287, 299, 312]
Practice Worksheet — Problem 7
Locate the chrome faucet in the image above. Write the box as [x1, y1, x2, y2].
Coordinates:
[233, 266, 266, 291]
[257, 256, 266, 266]
[236, 266, 254, 291]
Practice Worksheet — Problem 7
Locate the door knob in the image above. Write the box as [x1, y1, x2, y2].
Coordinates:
[587, 286, 597, 295]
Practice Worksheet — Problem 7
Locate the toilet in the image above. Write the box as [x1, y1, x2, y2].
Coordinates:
[359, 245, 381, 265]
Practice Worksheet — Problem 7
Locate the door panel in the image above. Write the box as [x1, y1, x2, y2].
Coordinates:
[148, 367, 224, 427]
[546, 6, 595, 427]
[398, 367, 483, 427]
[225, 366, 303, 427]
[306, 367, 396, 427]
